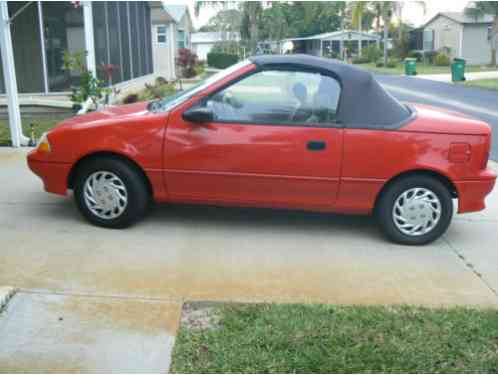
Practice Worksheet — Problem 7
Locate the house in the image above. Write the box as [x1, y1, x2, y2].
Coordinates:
[191, 31, 241, 61]
[282, 30, 381, 58]
[0, 1, 157, 147]
[0, 1, 154, 95]
[149, 3, 193, 80]
[421, 12, 497, 64]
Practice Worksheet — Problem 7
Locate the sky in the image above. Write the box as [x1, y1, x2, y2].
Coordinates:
[165, 1, 471, 30]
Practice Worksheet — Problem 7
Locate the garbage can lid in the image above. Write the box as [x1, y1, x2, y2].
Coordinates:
[405, 58, 417, 61]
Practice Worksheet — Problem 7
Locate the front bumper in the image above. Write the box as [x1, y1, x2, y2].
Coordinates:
[27, 150, 72, 196]
[455, 168, 496, 213]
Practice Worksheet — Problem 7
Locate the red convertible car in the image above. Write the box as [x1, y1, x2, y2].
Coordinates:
[28, 55, 496, 245]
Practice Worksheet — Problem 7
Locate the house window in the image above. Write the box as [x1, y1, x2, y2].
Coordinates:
[157, 25, 167, 44]
[178, 29, 185, 49]
[488, 26, 493, 41]
[423, 29, 434, 51]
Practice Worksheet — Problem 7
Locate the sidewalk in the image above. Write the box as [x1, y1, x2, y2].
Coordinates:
[417, 70, 498, 83]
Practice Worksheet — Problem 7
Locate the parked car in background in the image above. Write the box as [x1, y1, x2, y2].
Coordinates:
[28, 55, 496, 245]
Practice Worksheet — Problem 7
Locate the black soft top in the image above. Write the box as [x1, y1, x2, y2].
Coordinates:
[249, 54, 412, 129]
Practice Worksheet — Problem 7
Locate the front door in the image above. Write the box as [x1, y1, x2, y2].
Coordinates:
[164, 68, 343, 211]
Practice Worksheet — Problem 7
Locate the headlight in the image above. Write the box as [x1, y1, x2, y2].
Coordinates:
[37, 132, 51, 153]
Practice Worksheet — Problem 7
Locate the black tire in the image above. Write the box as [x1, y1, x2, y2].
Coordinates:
[73, 157, 149, 228]
[375, 175, 453, 245]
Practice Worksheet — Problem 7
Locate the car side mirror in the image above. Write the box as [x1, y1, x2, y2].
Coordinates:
[182, 107, 214, 123]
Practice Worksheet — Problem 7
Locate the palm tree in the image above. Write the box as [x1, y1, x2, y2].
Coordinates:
[351, 2, 368, 57]
[195, 1, 263, 55]
[465, 1, 498, 66]
[353, 2, 425, 65]
[241, 2, 263, 54]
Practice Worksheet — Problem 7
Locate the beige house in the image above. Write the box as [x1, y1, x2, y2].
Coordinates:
[422, 12, 497, 65]
[149, 3, 193, 80]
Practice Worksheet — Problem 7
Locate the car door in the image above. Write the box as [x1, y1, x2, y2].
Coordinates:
[164, 68, 343, 211]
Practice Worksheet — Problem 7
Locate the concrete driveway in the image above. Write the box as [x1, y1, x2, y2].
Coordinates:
[1, 148, 497, 372]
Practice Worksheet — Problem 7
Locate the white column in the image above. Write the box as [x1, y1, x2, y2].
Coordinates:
[83, 1, 96, 76]
[0, 2, 29, 147]
[169, 22, 176, 80]
[37, 2, 49, 93]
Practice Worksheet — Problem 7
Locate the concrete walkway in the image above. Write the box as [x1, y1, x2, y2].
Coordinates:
[417, 70, 498, 83]
[1, 148, 497, 372]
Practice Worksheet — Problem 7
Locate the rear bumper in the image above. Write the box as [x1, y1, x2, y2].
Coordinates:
[27, 150, 71, 196]
[455, 169, 496, 213]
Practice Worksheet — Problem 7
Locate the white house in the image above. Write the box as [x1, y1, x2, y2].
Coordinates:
[422, 12, 497, 65]
[0, 1, 156, 147]
[191, 31, 241, 61]
[282, 30, 381, 58]
[149, 3, 192, 80]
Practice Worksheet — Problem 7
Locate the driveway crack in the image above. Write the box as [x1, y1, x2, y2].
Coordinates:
[444, 237, 498, 298]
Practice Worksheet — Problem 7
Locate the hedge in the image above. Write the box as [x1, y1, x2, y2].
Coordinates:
[207, 52, 239, 69]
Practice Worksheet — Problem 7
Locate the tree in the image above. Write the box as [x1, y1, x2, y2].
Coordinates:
[465, 1, 498, 66]
[198, 8, 242, 36]
[240, 2, 263, 54]
[351, 2, 368, 56]
[196, 1, 263, 54]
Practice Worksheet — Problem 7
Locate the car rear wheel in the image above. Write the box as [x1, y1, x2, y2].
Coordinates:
[376, 175, 453, 245]
[74, 158, 149, 228]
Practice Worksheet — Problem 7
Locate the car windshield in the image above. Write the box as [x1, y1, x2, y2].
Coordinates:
[152, 60, 253, 112]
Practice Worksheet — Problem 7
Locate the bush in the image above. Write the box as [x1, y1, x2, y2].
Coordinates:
[434, 53, 450, 66]
[352, 56, 370, 64]
[136, 81, 176, 102]
[387, 59, 398, 68]
[194, 62, 206, 77]
[376, 58, 398, 68]
[207, 52, 239, 69]
[424, 51, 438, 65]
[362, 44, 383, 64]
[177, 48, 198, 78]
[407, 50, 423, 62]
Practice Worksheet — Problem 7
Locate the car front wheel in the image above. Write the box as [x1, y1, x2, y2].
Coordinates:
[74, 158, 149, 228]
[376, 175, 453, 245]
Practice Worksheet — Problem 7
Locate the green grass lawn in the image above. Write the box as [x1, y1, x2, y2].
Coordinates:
[357, 62, 498, 76]
[0, 115, 69, 146]
[463, 79, 498, 92]
[171, 303, 498, 373]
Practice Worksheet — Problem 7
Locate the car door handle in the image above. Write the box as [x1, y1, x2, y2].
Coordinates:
[307, 140, 327, 151]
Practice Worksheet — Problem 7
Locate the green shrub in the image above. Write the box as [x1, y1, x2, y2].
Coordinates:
[435, 53, 450, 66]
[424, 51, 438, 64]
[387, 58, 398, 68]
[352, 56, 370, 64]
[376, 58, 398, 68]
[363, 44, 382, 64]
[137, 81, 176, 101]
[207, 52, 239, 69]
[194, 62, 206, 77]
[407, 50, 423, 62]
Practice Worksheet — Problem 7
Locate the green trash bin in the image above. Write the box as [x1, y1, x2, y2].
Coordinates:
[404, 58, 417, 76]
[451, 58, 466, 82]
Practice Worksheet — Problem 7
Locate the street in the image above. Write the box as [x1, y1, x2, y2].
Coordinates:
[378, 74, 498, 160]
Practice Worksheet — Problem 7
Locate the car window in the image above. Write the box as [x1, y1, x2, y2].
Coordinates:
[202, 70, 341, 126]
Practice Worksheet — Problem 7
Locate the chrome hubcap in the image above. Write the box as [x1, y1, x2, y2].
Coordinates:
[83, 171, 128, 220]
[392, 187, 441, 236]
